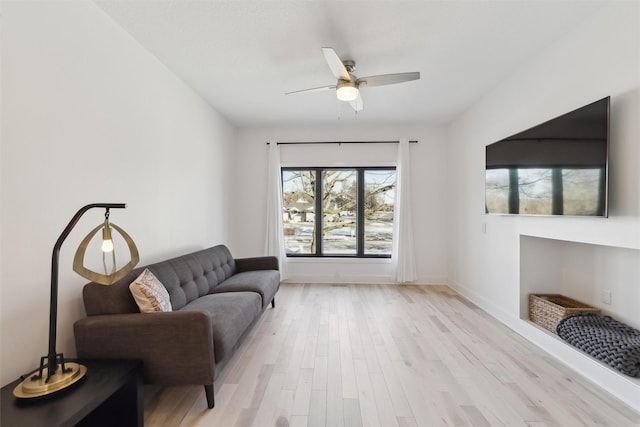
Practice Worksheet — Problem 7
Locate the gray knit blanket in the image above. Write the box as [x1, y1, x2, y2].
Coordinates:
[556, 313, 640, 377]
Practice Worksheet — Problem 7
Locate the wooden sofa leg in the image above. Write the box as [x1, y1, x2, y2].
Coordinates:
[204, 384, 215, 409]
[271, 297, 276, 308]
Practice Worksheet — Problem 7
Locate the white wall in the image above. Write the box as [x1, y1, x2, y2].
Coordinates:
[447, 2, 639, 409]
[231, 124, 449, 284]
[0, 1, 235, 385]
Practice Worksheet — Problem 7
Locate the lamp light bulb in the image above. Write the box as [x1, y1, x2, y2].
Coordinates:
[101, 238, 114, 253]
[101, 223, 114, 253]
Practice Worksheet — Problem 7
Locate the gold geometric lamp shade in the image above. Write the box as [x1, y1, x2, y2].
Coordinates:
[13, 203, 139, 399]
[73, 208, 139, 285]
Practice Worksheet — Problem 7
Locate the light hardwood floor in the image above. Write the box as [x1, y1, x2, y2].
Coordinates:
[143, 283, 640, 426]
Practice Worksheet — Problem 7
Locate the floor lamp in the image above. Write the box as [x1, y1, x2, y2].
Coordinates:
[13, 203, 139, 399]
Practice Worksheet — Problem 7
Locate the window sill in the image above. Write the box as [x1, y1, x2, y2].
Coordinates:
[285, 257, 392, 264]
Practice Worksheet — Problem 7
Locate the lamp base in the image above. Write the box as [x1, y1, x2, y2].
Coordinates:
[13, 362, 87, 399]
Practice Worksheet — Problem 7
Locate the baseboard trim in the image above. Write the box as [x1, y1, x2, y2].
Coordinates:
[282, 275, 448, 285]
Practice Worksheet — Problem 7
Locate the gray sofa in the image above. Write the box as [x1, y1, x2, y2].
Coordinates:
[73, 245, 279, 409]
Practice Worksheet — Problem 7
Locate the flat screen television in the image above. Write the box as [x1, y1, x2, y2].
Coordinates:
[485, 96, 609, 217]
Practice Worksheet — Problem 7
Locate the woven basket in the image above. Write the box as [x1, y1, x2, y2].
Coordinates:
[529, 294, 600, 334]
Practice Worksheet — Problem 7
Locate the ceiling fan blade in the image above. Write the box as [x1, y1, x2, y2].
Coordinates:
[285, 85, 336, 95]
[349, 93, 363, 112]
[322, 47, 351, 81]
[357, 72, 420, 87]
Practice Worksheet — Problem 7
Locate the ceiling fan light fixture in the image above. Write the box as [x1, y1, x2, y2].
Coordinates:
[336, 80, 359, 102]
[286, 47, 420, 112]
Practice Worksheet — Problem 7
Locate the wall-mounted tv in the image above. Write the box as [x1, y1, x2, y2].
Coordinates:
[485, 96, 609, 217]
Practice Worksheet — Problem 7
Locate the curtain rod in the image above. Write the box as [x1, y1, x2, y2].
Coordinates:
[266, 140, 418, 145]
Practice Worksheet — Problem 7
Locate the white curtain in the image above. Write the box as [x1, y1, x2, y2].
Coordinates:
[392, 138, 417, 282]
[264, 141, 288, 279]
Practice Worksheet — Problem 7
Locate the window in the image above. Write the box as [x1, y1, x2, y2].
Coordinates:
[282, 167, 396, 257]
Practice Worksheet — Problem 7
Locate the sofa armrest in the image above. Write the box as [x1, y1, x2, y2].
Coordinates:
[235, 256, 279, 272]
[74, 311, 215, 385]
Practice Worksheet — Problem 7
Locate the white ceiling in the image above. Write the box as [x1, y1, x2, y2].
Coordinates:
[95, 1, 607, 128]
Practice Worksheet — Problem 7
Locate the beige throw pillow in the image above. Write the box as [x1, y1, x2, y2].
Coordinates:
[129, 268, 172, 313]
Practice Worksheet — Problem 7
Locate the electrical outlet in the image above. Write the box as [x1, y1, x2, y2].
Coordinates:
[601, 290, 612, 305]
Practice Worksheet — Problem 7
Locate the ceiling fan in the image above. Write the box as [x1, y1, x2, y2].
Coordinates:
[285, 47, 420, 112]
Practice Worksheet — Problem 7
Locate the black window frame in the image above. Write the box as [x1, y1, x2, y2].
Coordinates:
[281, 166, 396, 259]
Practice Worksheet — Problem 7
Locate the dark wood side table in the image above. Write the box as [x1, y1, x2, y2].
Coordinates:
[1, 359, 143, 427]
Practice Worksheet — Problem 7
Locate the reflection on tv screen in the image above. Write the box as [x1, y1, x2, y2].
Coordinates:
[485, 167, 605, 216]
[485, 97, 609, 217]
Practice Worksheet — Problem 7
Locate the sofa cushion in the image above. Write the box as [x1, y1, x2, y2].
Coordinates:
[211, 270, 280, 309]
[129, 268, 173, 313]
[180, 292, 261, 363]
[146, 245, 237, 310]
